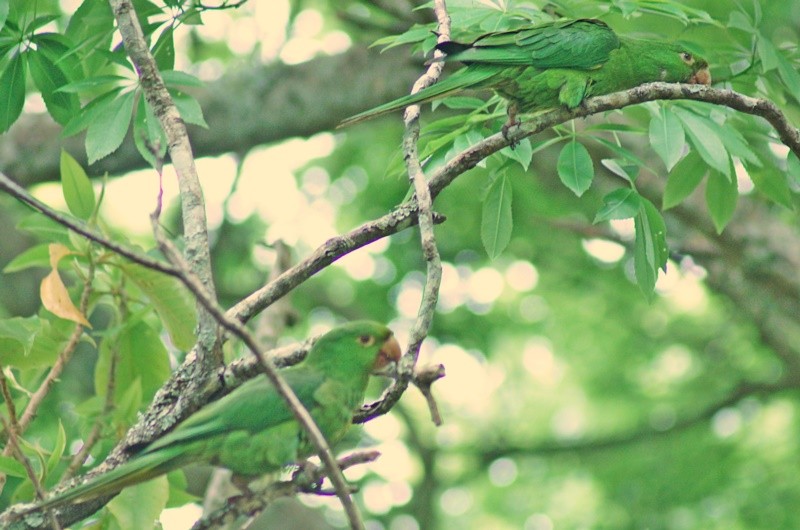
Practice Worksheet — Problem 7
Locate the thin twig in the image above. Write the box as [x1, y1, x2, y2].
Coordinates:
[413, 363, 446, 426]
[0, 369, 20, 433]
[0, 417, 62, 530]
[227, 204, 446, 323]
[0, 172, 179, 277]
[398, 0, 448, 427]
[0, 368, 21, 495]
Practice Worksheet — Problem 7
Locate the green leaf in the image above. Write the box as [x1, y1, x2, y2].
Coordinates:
[0, 1, 8, 30]
[601, 158, 639, 183]
[705, 169, 738, 233]
[16, 213, 70, 244]
[775, 49, 800, 104]
[172, 90, 207, 128]
[2, 314, 74, 369]
[663, 151, 707, 209]
[60, 150, 96, 220]
[26, 49, 80, 125]
[3, 244, 51, 272]
[24, 14, 60, 33]
[120, 264, 197, 350]
[748, 166, 793, 209]
[134, 96, 166, 167]
[634, 198, 668, 299]
[61, 87, 122, 138]
[161, 70, 203, 88]
[56, 75, 127, 94]
[756, 32, 780, 72]
[0, 52, 26, 132]
[481, 173, 513, 260]
[594, 188, 641, 223]
[85, 89, 136, 164]
[46, 421, 67, 475]
[153, 25, 175, 71]
[727, 11, 754, 32]
[557, 140, 594, 197]
[0, 456, 27, 478]
[372, 24, 431, 51]
[107, 476, 169, 530]
[675, 109, 729, 176]
[788, 152, 800, 186]
[585, 123, 645, 134]
[500, 138, 533, 171]
[591, 136, 647, 166]
[649, 105, 685, 171]
[96, 320, 170, 403]
[0, 316, 39, 356]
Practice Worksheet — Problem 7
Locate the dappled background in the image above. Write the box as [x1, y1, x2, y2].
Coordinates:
[2, 1, 800, 529]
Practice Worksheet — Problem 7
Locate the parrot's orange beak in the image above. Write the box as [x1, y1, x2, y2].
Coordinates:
[372, 334, 402, 375]
[689, 67, 711, 85]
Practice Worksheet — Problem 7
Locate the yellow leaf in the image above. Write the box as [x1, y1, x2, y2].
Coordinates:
[40, 243, 91, 327]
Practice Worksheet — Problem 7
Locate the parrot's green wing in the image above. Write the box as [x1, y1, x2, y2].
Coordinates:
[438, 19, 619, 69]
[145, 370, 323, 453]
[35, 370, 324, 510]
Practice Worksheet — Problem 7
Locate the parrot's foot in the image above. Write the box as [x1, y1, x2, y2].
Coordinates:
[292, 460, 323, 492]
[502, 119, 522, 147]
[503, 102, 521, 148]
[292, 460, 359, 496]
[230, 474, 255, 496]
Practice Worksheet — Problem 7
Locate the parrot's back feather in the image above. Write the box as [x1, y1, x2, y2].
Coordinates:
[440, 19, 619, 69]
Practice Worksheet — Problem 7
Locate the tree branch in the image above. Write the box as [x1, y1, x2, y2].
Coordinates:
[110, 0, 220, 369]
[429, 84, 800, 198]
[396, 0, 448, 427]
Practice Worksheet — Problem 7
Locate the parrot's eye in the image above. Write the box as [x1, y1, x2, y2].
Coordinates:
[680, 52, 694, 64]
[357, 335, 375, 346]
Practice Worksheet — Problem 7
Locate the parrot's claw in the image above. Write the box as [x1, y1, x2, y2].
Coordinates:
[292, 461, 324, 492]
[502, 119, 522, 147]
[502, 102, 521, 148]
[292, 460, 360, 495]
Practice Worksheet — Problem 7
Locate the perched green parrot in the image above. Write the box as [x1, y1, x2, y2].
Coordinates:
[339, 18, 711, 129]
[34, 321, 401, 513]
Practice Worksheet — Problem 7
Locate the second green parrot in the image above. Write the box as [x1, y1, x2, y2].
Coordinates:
[339, 18, 711, 128]
[34, 321, 401, 515]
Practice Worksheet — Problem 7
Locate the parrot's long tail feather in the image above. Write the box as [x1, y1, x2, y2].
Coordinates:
[337, 66, 500, 128]
[36, 451, 180, 511]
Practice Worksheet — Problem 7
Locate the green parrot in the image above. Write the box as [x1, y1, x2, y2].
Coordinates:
[339, 18, 711, 129]
[34, 321, 401, 513]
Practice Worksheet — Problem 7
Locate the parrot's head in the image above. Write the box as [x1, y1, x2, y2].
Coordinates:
[622, 39, 711, 86]
[308, 321, 402, 378]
